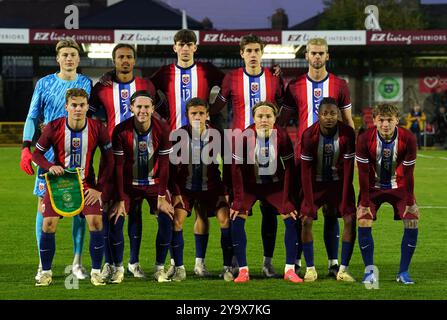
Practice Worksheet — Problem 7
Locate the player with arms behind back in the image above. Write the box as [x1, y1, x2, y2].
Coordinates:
[151, 29, 226, 276]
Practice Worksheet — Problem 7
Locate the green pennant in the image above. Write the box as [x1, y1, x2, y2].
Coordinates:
[44, 168, 84, 217]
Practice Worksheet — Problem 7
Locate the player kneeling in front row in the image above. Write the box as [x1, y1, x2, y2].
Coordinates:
[355, 103, 419, 286]
[32, 88, 113, 287]
[111, 90, 174, 283]
[300, 97, 357, 282]
[169, 98, 233, 282]
[231, 101, 301, 283]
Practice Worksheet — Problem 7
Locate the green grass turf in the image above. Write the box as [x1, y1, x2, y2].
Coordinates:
[0, 147, 446, 300]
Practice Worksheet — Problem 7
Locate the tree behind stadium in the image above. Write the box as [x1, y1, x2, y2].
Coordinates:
[318, 0, 427, 30]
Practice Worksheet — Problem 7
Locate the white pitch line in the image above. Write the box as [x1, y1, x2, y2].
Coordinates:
[380, 204, 447, 209]
[440, 157, 447, 160]
[419, 206, 447, 209]
[418, 154, 434, 158]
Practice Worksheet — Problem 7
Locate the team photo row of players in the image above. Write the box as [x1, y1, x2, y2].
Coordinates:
[20, 29, 419, 288]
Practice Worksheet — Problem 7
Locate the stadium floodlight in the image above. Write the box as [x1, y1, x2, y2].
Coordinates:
[82, 43, 116, 59]
[415, 56, 447, 60]
[262, 45, 300, 60]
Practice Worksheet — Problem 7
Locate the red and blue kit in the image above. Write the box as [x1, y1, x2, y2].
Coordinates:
[112, 114, 173, 212]
[151, 62, 224, 130]
[170, 123, 228, 216]
[355, 127, 417, 219]
[89, 76, 156, 139]
[283, 73, 351, 154]
[231, 124, 295, 214]
[33, 118, 113, 217]
[300, 121, 356, 218]
[213, 67, 283, 130]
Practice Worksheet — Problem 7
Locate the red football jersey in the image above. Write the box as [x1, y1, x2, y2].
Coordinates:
[34, 117, 112, 189]
[112, 114, 172, 199]
[170, 123, 225, 193]
[151, 62, 224, 130]
[231, 124, 294, 205]
[300, 121, 356, 212]
[283, 73, 351, 154]
[355, 126, 417, 206]
[213, 67, 283, 130]
[300, 121, 355, 182]
[232, 124, 294, 184]
[89, 76, 156, 138]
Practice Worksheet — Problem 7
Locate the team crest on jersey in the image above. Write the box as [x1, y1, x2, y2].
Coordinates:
[121, 89, 130, 100]
[251, 82, 259, 93]
[313, 88, 322, 99]
[182, 74, 190, 85]
[39, 182, 45, 192]
[324, 144, 333, 154]
[383, 148, 391, 158]
[72, 138, 81, 149]
[259, 147, 269, 157]
[138, 141, 147, 152]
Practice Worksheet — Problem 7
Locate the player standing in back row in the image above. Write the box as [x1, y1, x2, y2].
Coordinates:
[278, 38, 355, 277]
[151, 30, 226, 277]
[210, 34, 285, 278]
[89, 43, 157, 282]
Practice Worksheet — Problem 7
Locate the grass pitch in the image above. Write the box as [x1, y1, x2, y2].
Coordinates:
[0, 147, 446, 300]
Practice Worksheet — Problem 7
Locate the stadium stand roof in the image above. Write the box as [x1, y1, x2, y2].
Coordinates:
[79, 0, 204, 30]
[288, 13, 323, 30]
[0, 0, 203, 30]
[0, 0, 106, 28]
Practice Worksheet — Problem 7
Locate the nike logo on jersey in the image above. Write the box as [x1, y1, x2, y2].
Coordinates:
[361, 245, 370, 250]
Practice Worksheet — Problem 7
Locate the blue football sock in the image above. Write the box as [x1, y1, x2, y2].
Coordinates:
[284, 217, 298, 265]
[358, 227, 374, 267]
[35, 211, 43, 253]
[341, 241, 355, 267]
[72, 214, 86, 255]
[109, 216, 125, 265]
[295, 220, 303, 261]
[399, 228, 418, 273]
[40, 232, 55, 271]
[302, 241, 314, 267]
[324, 215, 340, 261]
[102, 212, 112, 264]
[156, 213, 172, 265]
[220, 227, 233, 266]
[172, 230, 184, 266]
[128, 211, 143, 264]
[260, 203, 277, 258]
[89, 230, 104, 270]
[231, 217, 247, 267]
[194, 233, 209, 259]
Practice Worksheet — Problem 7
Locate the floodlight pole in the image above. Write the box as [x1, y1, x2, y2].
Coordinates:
[182, 10, 188, 29]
